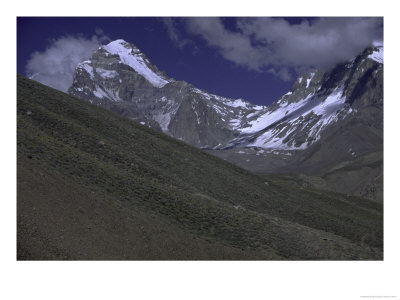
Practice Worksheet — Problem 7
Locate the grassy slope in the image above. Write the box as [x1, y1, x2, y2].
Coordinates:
[17, 75, 383, 260]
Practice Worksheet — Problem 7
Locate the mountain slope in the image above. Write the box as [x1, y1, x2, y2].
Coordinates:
[68, 39, 265, 148]
[18, 75, 382, 260]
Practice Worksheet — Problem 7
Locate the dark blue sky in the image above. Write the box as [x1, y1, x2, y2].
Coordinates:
[17, 17, 382, 106]
[17, 17, 296, 105]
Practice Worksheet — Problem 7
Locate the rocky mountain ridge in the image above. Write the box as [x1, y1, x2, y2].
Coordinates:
[68, 39, 382, 152]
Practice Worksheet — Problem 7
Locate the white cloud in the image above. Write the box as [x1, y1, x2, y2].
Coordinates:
[181, 17, 383, 79]
[26, 33, 109, 92]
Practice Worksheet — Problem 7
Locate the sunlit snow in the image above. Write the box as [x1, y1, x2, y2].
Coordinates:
[151, 99, 180, 133]
[93, 85, 121, 102]
[191, 87, 254, 110]
[224, 99, 250, 109]
[93, 85, 109, 99]
[306, 73, 315, 88]
[368, 46, 383, 63]
[240, 94, 313, 134]
[103, 40, 170, 88]
[77, 61, 94, 79]
[244, 88, 349, 150]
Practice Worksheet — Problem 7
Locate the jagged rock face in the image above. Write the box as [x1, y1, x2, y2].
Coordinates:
[68, 39, 265, 148]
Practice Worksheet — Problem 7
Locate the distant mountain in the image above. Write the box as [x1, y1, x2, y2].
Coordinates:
[222, 42, 383, 150]
[17, 75, 383, 260]
[66, 39, 383, 201]
[208, 43, 383, 201]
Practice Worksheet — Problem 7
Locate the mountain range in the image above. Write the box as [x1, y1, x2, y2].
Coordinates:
[66, 39, 383, 201]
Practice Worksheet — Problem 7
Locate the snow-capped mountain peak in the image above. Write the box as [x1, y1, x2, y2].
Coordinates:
[220, 43, 383, 151]
[102, 39, 171, 88]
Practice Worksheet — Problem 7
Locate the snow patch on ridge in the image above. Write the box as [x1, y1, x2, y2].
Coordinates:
[192, 88, 213, 100]
[368, 46, 383, 63]
[92, 84, 122, 102]
[77, 61, 94, 79]
[238, 88, 349, 150]
[248, 126, 307, 150]
[306, 88, 348, 141]
[96, 68, 118, 79]
[224, 98, 250, 109]
[192, 103, 201, 124]
[192, 88, 253, 109]
[93, 85, 109, 99]
[103, 40, 170, 88]
[190, 87, 262, 112]
[152, 99, 180, 133]
[306, 73, 315, 88]
[240, 94, 314, 134]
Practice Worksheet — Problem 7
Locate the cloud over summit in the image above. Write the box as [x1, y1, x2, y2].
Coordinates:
[26, 32, 109, 92]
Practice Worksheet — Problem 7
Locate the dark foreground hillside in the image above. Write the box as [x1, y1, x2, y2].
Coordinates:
[17, 75, 383, 260]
